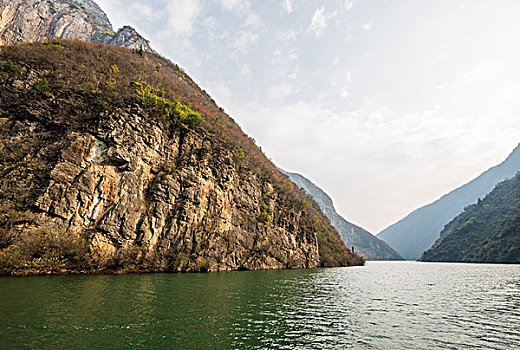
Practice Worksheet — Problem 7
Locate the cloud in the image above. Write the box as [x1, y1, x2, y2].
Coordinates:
[345, 70, 352, 83]
[165, 0, 202, 36]
[202, 81, 233, 107]
[309, 7, 327, 35]
[288, 64, 300, 80]
[344, 0, 354, 11]
[361, 21, 373, 31]
[266, 82, 299, 101]
[220, 0, 251, 16]
[130, 4, 155, 21]
[276, 29, 298, 41]
[284, 0, 293, 14]
[340, 86, 350, 98]
[287, 52, 298, 62]
[229, 98, 519, 232]
[94, 0, 155, 31]
[454, 62, 498, 86]
[309, 7, 337, 36]
[233, 31, 258, 55]
[339, 71, 352, 98]
[239, 64, 251, 76]
[271, 48, 298, 64]
[202, 16, 217, 29]
[244, 14, 262, 27]
[220, 1, 259, 27]
[220, 0, 239, 11]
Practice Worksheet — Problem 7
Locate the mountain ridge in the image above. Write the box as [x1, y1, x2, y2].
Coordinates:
[420, 171, 520, 263]
[282, 170, 403, 260]
[377, 144, 520, 260]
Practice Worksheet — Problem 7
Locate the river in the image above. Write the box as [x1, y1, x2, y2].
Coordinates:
[1, 261, 519, 349]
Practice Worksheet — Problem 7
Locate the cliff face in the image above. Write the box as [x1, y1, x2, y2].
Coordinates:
[0, 0, 151, 51]
[378, 144, 520, 260]
[420, 173, 520, 263]
[0, 41, 363, 275]
[282, 171, 403, 260]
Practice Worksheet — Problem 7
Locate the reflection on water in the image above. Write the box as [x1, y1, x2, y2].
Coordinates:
[0, 262, 519, 349]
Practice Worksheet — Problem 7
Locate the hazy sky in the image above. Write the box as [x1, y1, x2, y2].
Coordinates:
[96, 0, 520, 233]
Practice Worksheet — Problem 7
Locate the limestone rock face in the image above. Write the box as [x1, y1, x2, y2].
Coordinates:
[0, 0, 152, 51]
[2, 105, 321, 272]
[108, 26, 151, 51]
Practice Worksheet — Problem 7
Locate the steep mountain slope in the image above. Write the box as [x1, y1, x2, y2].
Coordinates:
[420, 172, 520, 263]
[0, 40, 363, 275]
[282, 171, 403, 260]
[377, 145, 520, 260]
[0, 0, 151, 51]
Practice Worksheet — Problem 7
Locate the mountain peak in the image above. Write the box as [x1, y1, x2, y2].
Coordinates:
[108, 26, 152, 52]
[0, 0, 152, 51]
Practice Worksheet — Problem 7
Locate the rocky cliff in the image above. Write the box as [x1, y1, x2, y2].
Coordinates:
[282, 171, 403, 260]
[420, 172, 520, 263]
[0, 0, 152, 51]
[378, 144, 520, 260]
[0, 40, 363, 275]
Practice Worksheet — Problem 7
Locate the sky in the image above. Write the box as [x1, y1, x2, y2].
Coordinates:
[96, 0, 520, 233]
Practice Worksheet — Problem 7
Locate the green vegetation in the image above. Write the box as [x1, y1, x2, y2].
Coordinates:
[258, 204, 273, 224]
[316, 220, 365, 267]
[421, 172, 520, 263]
[32, 80, 51, 93]
[45, 43, 64, 50]
[0, 224, 89, 274]
[131, 81, 202, 128]
[1, 60, 21, 75]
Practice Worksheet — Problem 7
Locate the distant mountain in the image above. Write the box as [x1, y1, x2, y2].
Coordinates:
[282, 170, 403, 260]
[377, 144, 520, 260]
[420, 172, 520, 263]
[0, 0, 152, 51]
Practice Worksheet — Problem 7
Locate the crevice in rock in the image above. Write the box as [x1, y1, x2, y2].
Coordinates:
[30, 204, 68, 221]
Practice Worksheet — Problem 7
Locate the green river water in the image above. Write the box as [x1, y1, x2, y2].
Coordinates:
[1, 261, 519, 349]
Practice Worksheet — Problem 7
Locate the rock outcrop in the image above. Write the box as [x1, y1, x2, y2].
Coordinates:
[0, 0, 152, 51]
[0, 41, 363, 275]
[283, 171, 403, 260]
